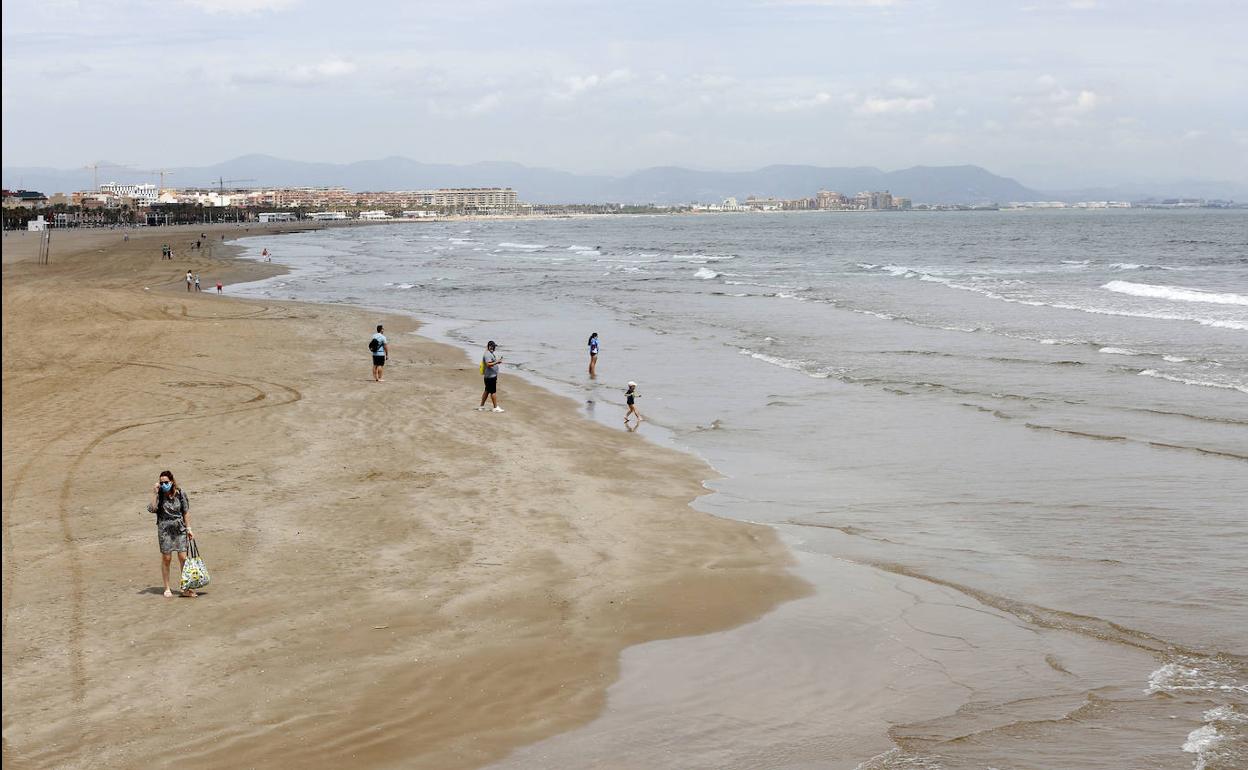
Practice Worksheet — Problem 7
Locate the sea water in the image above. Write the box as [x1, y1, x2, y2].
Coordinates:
[236, 209, 1247, 769]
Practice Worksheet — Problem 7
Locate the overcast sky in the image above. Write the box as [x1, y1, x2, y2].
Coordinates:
[3, 0, 1245, 187]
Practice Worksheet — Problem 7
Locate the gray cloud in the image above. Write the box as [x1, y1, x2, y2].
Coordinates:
[2, 0, 1245, 187]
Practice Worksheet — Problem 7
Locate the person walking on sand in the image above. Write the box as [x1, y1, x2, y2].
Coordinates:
[194, 274, 202, 292]
[624, 381, 643, 424]
[147, 470, 197, 598]
[587, 332, 599, 377]
[216, 279, 223, 294]
[476, 340, 504, 412]
[369, 324, 389, 382]
[186, 270, 193, 292]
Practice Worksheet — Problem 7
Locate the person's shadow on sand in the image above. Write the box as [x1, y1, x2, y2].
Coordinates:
[137, 587, 208, 597]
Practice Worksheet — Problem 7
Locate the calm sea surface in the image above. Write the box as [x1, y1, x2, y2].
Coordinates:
[237, 210, 1247, 769]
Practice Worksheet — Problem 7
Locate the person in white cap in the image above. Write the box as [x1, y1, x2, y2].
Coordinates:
[624, 381, 643, 424]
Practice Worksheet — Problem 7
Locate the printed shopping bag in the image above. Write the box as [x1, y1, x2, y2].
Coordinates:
[180, 539, 211, 591]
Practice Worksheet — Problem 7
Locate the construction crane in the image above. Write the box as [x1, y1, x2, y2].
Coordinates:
[81, 161, 134, 191]
[148, 168, 176, 195]
[212, 177, 256, 193]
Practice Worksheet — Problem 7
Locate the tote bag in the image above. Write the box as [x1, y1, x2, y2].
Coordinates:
[180, 539, 211, 591]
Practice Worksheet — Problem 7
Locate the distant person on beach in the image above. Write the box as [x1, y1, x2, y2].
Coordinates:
[216, 280, 223, 294]
[194, 274, 202, 292]
[624, 381, 643, 424]
[477, 341, 504, 412]
[370, 324, 388, 382]
[262, 248, 270, 262]
[587, 332, 599, 376]
[147, 470, 197, 598]
[185, 270, 193, 292]
[162, 244, 170, 259]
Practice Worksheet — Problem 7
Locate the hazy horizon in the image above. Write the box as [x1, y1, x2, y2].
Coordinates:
[3, 0, 1246, 188]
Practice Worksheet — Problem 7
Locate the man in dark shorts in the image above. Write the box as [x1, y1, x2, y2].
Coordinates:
[476, 340, 503, 412]
[370, 324, 388, 382]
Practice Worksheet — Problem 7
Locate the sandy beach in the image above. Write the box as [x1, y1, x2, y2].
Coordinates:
[1, 225, 807, 768]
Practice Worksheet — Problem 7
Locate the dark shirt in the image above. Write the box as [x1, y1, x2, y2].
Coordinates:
[148, 489, 189, 522]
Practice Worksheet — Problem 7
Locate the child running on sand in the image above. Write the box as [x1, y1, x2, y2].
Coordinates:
[624, 381, 643, 424]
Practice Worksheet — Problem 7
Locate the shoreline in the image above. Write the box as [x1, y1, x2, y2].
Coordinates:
[1, 225, 808, 768]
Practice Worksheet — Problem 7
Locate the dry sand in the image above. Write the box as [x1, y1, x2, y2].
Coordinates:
[1, 225, 807, 769]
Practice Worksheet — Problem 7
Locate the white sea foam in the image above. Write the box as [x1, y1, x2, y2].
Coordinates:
[866, 265, 1248, 329]
[853, 747, 944, 770]
[1147, 661, 1248, 695]
[673, 253, 736, 263]
[1184, 725, 1224, 770]
[1138, 370, 1248, 394]
[1110, 262, 1179, 271]
[739, 348, 830, 378]
[394, 283, 415, 289]
[1164, 355, 1192, 363]
[1099, 347, 1142, 356]
[1103, 280, 1248, 306]
[694, 267, 720, 280]
[497, 242, 546, 250]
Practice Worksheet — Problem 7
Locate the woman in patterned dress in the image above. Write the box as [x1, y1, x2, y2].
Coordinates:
[148, 470, 197, 597]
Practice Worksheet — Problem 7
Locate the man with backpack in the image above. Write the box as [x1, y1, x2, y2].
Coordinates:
[369, 324, 388, 382]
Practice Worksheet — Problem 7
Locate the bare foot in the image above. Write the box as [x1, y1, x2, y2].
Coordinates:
[181, 589, 198, 598]
[163, 589, 173, 598]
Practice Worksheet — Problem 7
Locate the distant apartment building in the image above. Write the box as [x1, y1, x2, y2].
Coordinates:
[234, 186, 519, 213]
[2, 189, 48, 209]
[744, 196, 785, 211]
[99, 182, 159, 205]
[400, 187, 519, 211]
[816, 190, 848, 209]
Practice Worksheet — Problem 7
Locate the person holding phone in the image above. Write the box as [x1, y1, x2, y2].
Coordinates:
[476, 340, 504, 412]
[147, 470, 197, 597]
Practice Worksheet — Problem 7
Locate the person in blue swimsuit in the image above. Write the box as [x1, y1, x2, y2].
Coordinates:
[587, 332, 599, 377]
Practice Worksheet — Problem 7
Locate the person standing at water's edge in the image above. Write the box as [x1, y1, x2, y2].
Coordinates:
[588, 332, 599, 377]
[477, 340, 504, 412]
[370, 324, 388, 382]
[147, 470, 196, 598]
[185, 270, 193, 292]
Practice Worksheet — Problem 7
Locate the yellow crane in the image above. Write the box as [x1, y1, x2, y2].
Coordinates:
[148, 168, 176, 195]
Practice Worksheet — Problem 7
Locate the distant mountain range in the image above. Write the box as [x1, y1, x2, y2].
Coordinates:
[3, 155, 1244, 205]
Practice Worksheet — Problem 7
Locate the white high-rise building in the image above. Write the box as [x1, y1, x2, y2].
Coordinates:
[99, 182, 159, 205]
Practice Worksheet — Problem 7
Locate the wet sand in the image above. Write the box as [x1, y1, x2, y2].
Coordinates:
[1, 225, 806, 768]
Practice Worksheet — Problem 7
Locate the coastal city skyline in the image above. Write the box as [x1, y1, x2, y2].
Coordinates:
[3, 1, 1246, 190]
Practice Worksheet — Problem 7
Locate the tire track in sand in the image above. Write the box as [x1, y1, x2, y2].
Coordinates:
[49, 359, 301, 715]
